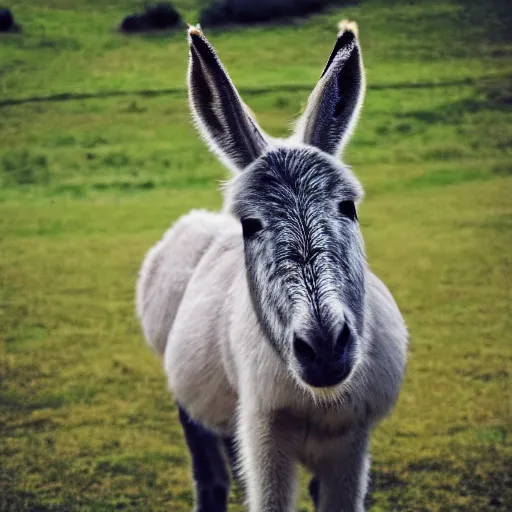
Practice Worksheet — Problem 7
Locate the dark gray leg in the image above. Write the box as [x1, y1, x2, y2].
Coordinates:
[309, 476, 319, 510]
[178, 405, 230, 512]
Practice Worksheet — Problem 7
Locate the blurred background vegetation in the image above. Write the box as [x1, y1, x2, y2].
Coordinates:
[0, 0, 511, 510]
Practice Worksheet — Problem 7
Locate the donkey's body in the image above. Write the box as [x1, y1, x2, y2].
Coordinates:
[137, 22, 407, 512]
[139, 207, 405, 436]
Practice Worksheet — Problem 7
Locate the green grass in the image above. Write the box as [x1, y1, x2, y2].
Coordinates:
[0, 0, 511, 510]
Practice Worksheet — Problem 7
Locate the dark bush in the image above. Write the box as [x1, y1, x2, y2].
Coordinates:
[0, 7, 20, 32]
[145, 3, 181, 29]
[121, 14, 146, 33]
[200, 0, 346, 26]
[120, 2, 182, 33]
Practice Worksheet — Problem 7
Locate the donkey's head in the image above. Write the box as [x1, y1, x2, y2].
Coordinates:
[188, 23, 367, 392]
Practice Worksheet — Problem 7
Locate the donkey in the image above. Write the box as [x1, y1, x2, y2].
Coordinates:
[136, 21, 408, 512]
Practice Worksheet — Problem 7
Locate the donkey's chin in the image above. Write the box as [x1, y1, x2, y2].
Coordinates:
[290, 362, 355, 401]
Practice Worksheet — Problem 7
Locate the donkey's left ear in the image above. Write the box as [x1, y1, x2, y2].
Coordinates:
[294, 21, 365, 158]
[187, 25, 269, 173]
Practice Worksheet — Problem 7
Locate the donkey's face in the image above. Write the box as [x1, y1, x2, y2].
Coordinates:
[232, 147, 366, 390]
[188, 24, 367, 391]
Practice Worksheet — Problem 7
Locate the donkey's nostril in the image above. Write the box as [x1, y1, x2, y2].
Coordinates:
[293, 337, 317, 364]
[336, 323, 352, 349]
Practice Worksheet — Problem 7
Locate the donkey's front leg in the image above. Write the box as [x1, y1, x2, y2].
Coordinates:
[315, 431, 370, 512]
[178, 405, 230, 512]
[237, 406, 298, 512]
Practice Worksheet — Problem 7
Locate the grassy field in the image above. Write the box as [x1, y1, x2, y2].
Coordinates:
[0, 0, 511, 510]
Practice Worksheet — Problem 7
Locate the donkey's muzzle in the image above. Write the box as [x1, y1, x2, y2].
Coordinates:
[293, 323, 354, 388]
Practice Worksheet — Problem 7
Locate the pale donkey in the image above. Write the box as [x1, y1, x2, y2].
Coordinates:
[136, 21, 408, 512]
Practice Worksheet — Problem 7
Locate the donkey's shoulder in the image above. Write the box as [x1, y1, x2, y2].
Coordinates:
[164, 209, 237, 261]
[136, 209, 237, 356]
[366, 271, 408, 347]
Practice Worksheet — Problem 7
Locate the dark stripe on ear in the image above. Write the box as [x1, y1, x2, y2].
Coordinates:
[334, 45, 361, 119]
[320, 30, 356, 79]
[189, 31, 221, 71]
[189, 46, 224, 135]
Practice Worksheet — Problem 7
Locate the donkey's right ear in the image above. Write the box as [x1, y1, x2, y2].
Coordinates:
[294, 21, 365, 158]
[187, 26, 269, 173]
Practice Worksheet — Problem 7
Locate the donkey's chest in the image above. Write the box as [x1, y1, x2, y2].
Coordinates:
[273, 406, 356, 466]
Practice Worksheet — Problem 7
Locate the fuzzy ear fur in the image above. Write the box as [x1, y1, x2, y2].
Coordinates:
[294, 20, 365, 157]
[187, 25, 269, 172]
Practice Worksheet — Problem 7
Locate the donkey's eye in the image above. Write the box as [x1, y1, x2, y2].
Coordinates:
[338, 201, 358, 221]
[241, 218, 263, 238]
